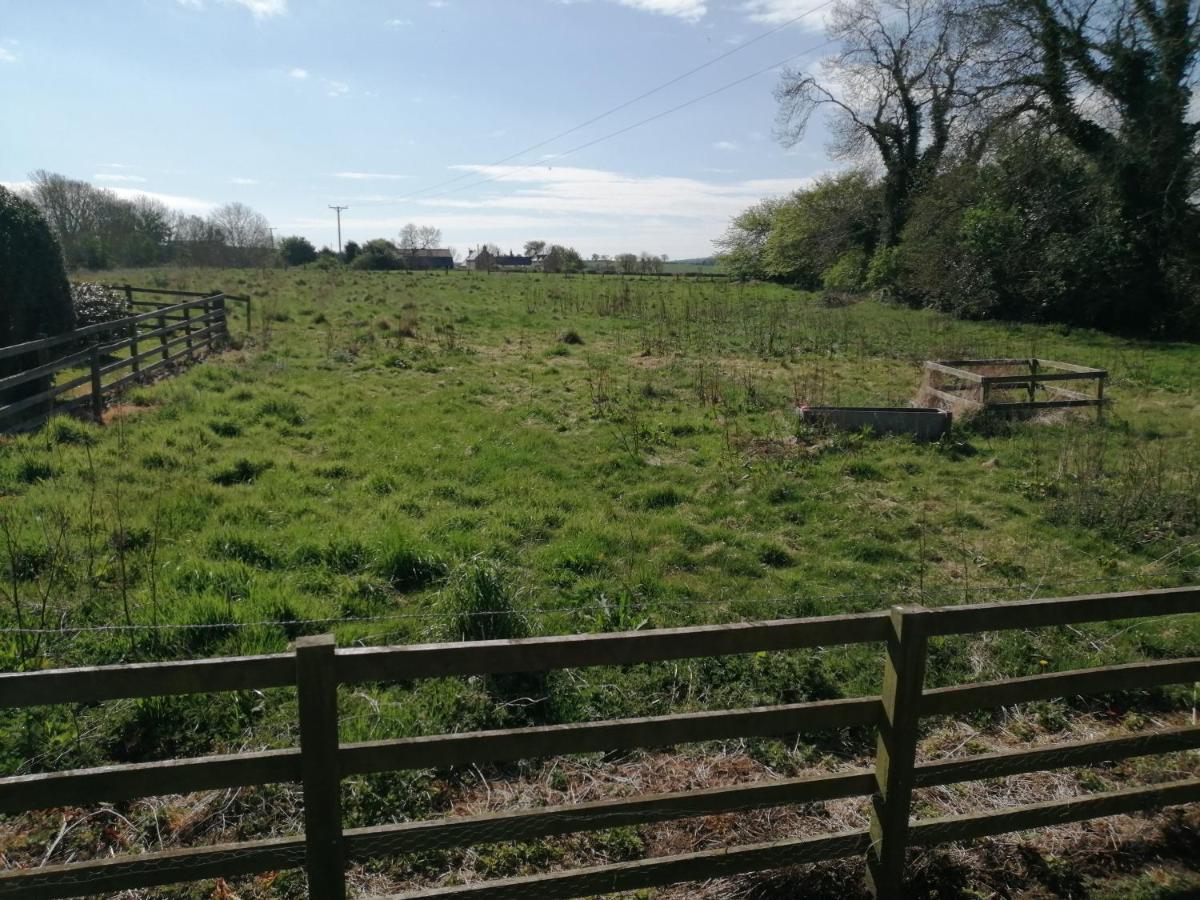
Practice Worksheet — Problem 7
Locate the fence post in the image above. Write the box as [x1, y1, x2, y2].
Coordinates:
[127, 285, 140, 378]
[295, 635, 346, 900]
[183, 303, 195, 361]
[158, 306, 170, 362]
[35, 334, 52, 421]
[866, 604, 930, 898]
[89, 341, 104, 422]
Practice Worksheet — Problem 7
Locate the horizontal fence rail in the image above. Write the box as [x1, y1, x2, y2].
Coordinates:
[0, 586, 1197, 899]
[0, 285, 251, 432]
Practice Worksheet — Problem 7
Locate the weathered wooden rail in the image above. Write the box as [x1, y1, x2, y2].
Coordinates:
[0, 286, 250, 432]
[0, 586, 1197, 899]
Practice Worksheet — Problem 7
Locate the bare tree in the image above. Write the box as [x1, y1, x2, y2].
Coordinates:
[776, 0, 1028, 245]
[209, 202, 271, 248]
[524, 240, 546, 257]
[26, 170, 102, 265]
[398, 222, 442, 250]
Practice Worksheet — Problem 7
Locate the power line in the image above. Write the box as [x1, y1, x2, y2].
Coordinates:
[388, 5, 837, 204]
[378, 41, 836, 208]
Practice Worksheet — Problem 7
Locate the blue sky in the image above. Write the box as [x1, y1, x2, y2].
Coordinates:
[0, 0, 837, 258]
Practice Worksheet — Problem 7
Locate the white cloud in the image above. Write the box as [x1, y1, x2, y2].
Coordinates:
[334, 172, 413, 180]
[1188, 90, 1199, 123]
[0, 47, 16, 64]
[713, 140, 741, 151]
[106, 187, 215, 214]
[419, 163, 810, 222]
[741, 0, 830, 26]
[231, 177, 260, 185]
[97, 162, 135, 169]
[326, 80, 350, 97]
[385, 18, 413, 26]
[290, 165, 824, 257]
[95, 173, 147, 183]
[613, 0, 706, 21]
[1, 180, 33, 194]
[289, 67, 309, 79]
[179, 0, 287, 18]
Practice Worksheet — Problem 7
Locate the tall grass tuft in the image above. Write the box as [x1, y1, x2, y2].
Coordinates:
[374, 527, 446, 590]
[441, 557, 527, 643]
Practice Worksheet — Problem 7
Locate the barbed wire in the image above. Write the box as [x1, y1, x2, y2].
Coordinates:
[0, 572, 1193, 638]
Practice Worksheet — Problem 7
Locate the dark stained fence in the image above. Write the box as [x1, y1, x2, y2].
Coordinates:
[0, 287, 251, 432]
[0, 586, 1197, 899]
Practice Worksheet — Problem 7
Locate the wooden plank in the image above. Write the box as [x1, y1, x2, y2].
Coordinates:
[0, 835, 305, 900]
[982, 371, 1103, 386]
[921, 658, 1200, 717]
[336, 612, 891, 684]
[914, 725, 1200, 787]
[373, 829, 872, 900]
[0, 653, 295, 709]
[922, 361, 984, 383]
[0, 347, 91, 392]
[987, 399, 1099, 411]
[345, 770, 876, 857]
[340, 697, 881, 774]
[296, 635, 347, 900]
[1034, 358, 1105, 374]
[0, 298, 218, 361]
[1042, 384, 1093, 401]
[867, 606, 930, 897]
[936, 359, 1030, 367]
[908, 778, 1200, 847]
[0, 748, 302, 814]
[924, 586, 1200, 636]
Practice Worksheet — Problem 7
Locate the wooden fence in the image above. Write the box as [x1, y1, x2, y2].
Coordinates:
[0, 286, 250, 432]
[921, 357, 1107, 419]
[0, 586, 1197, 899]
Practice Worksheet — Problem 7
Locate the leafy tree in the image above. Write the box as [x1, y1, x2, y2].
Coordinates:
[342, 240, 361, 264]
[0, 186, 74, 403]
[350, 238, 402, 270]
[1000, 0, 1200, 331]
[278, 235, 318, 267]
[542, 245, 585, 273]
[713, 198, 781, 278]
[524, 240, 546, 257]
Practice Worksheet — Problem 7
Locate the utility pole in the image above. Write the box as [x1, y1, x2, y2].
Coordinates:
[328, 205, 349, 255]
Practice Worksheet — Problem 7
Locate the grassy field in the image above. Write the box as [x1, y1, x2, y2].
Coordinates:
[2, 268, 1199, 896]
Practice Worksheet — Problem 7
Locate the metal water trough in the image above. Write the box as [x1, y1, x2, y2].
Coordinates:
[800, 406, 951, 442]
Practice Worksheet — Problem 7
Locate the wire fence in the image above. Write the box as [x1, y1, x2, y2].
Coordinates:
[2, 571, 1196, 638]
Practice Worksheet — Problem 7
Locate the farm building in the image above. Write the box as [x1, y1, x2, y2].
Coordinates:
[465, 247, 538, 271]
[397, 248, 454, 270]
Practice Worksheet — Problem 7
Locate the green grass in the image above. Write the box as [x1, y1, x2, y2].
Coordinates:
[1, 267, 1198, 892]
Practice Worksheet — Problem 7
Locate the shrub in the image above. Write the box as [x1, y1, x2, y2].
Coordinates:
[70, 282, 128, 328]
[278, 235, 318, 267]
[0, 186, 74, 404]
[820, 247, 868, 293]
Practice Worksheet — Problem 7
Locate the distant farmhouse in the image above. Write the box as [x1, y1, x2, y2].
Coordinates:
[398, 248, 454, 270]
[465, 247, 541, 272]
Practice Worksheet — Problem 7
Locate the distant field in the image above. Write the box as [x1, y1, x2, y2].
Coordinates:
[2, 269, 1198, 896]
